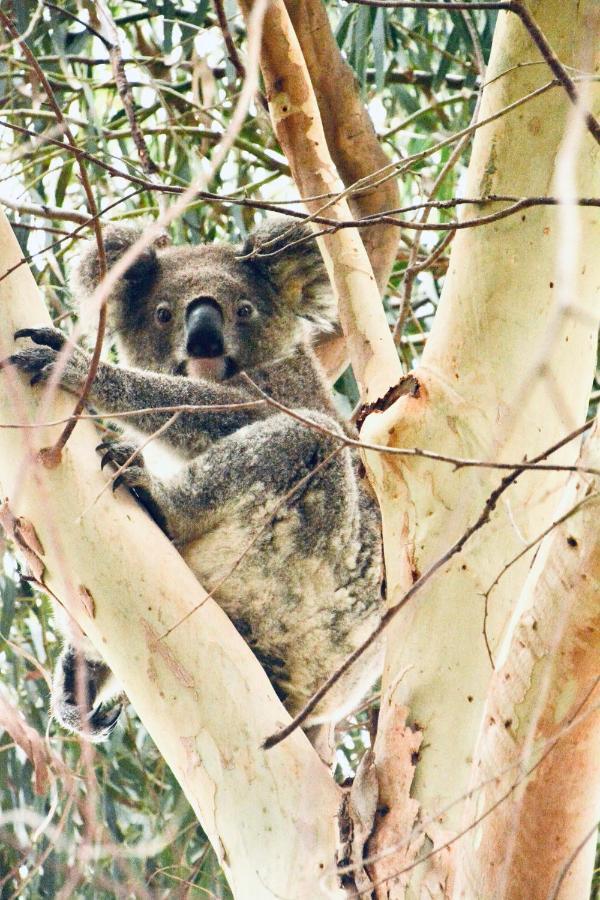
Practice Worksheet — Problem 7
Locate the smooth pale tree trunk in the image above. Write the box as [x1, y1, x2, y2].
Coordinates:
[0, 208, 345, 899]
[362, 0, 600, 894]
[238, 0, 401, 402]
[284, 0, 401, 381]
[454, 418, 600, 898]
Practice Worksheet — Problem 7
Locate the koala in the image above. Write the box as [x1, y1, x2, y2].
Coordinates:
[8, 219, 384, 758]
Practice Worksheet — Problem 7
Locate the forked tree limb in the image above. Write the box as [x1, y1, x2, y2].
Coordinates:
[284, 0, 400, 295]
[283, 0, 400, 379]
[238, 0, 402, 400]
[0, 207, 345, 900]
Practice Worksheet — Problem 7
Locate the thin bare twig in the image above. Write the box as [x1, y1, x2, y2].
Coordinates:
[159, 446, 344, 641]
[0, 401, 266, 429]
[0, 9, 108, 460]
[262, 418, 593, 747]
[97, 2, 159, 176]
[0, 195, 89, 225]
[213, 0, 246, 80]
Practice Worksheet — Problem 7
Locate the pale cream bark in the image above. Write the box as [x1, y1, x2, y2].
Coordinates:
[0, 208, 345, 899]
[454, 418, 600, 899]
[361, 0, 600, 894]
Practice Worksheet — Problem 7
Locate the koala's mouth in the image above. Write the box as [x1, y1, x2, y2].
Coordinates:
[175, 356, 239, 382]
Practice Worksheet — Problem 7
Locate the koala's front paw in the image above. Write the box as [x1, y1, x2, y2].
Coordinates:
[14, 326, 66, 350]
[5, 327, 85, 388]
[96, 439, 168, 531]
[96, 439, 147, 492]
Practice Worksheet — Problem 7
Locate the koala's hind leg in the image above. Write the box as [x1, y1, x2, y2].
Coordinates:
[52, 646, 123, 742]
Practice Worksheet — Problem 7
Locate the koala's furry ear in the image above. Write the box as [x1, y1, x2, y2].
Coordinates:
[73, 224, 159, 301]
[242, 219, 336, 329]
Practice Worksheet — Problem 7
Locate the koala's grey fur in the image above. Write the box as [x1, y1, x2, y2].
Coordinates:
[9, 219, 384, 753]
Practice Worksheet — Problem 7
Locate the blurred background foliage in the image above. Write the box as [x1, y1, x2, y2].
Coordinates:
[0, 1, 597, 896]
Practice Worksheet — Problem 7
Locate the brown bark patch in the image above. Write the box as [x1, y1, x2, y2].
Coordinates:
[356, 375, 421, 432]
[142, 618, 197, 690]
[368, 709, 424, 897]
[0, 500, 45, 582]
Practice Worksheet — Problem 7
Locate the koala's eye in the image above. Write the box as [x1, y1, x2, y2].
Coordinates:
[236, 301, 255, 320]
[155, 305, 172, 325]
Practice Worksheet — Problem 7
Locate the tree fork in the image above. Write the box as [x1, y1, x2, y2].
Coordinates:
[361, 0, 600, 893]
[0, 207, 345, 899]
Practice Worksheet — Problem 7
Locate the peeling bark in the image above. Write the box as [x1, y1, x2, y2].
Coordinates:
[454, 419, 600, 900]
[360, 0, 600, 894]
[0, 207, 344, 899]
[366, 709, 424, 895]
[238, 0, 401, 401]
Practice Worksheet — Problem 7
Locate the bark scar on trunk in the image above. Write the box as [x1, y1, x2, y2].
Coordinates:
[356, 374, 421, 432]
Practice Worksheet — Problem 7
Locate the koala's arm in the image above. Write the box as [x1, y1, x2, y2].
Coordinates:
[9, 327, 266, 456]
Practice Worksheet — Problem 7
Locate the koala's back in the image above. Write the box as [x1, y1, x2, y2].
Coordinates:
[175, 397, 384, 721]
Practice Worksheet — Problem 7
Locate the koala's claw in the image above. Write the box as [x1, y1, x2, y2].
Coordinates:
[14, 326, 66, 350]
[112, 465, 148, 492]
[4, 347, 58, 383]
[96, 440, 148, 491]
[30, 363, 54, 386]
[95, 439, 164, 526]
[96, 440, 143, 472]
[88, 702, 123, 739]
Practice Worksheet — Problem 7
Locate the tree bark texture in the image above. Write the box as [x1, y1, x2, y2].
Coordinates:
[238, 0, 402, 402]
[362, 0, 600, 894]
[284, 0, 400, 297]
[0, 207, 344, 899]
[454, 418, 600, 898]
[284, 0, 401, 382]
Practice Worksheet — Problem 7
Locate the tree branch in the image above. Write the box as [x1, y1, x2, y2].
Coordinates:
[238, 0, 401, 401]
[0, 207, 344, 899]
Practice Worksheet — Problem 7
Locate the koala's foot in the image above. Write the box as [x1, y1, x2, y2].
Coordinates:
[6, 327, 86, 388]
[53, 647, 122, 742]
[97, 439, 169, 533]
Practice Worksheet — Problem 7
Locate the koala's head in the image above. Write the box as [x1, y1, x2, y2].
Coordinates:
[74, 219, 334, 381]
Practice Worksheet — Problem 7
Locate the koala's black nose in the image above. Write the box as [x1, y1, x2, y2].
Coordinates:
[186, 298, 224, 358]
